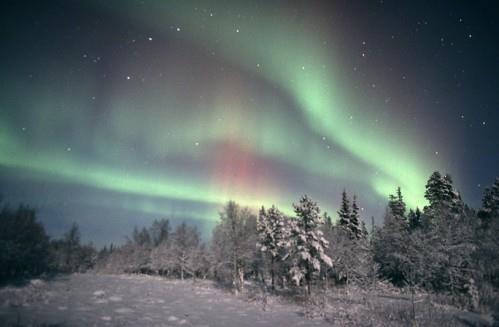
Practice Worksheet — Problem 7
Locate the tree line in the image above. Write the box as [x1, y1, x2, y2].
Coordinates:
[1, 173, 498, 312]
[0, 206, 95, 283]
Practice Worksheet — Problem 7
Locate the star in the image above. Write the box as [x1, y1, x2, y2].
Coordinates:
[126, 76, 131, 80]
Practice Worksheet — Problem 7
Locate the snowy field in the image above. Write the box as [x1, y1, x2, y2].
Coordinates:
[0, 273, 491, 326]
[0, 274, 331, 327]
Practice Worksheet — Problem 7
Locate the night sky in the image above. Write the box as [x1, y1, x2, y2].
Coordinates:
[1, 1, 497, 245]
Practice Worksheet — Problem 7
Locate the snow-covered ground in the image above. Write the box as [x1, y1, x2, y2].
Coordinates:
[0, 274, 330, 326]
[0, 273, 492, 326]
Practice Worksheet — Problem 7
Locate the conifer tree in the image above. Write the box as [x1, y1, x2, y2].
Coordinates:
[475, 177, 499, 290]
[338, 190, 351, 228]
[373, 207, 410, 286]
[416, 172, 475, 296]
[479, 177, 499, 221]
[424, 172, 464, 221]
[323, 212, 333, 230]
[360, 220, 368, 239]
[350, 194, 362, 238]
[388, 187, 406, 220]
[425, 171, 446, 206]
[408, 208, 423, 231]
[289, 195, 332, 295]
[257, 205, 287, 290]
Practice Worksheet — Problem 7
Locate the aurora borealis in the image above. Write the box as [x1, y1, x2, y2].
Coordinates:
[1, 1, 498, 244]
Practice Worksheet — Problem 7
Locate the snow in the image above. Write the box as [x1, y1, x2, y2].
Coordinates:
[0, 274, 332, 326]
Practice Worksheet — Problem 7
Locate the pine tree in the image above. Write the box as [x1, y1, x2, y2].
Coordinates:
[63, 223, 81, 270]
[350, 194, 362, 238]
[373, 208, 410, 286]
[424, 172, 464, 222]
[257, 205, 287, 290]
[289, 195, 332, 295]
[415, 172, 476, 297]
[388, 187, 406, 220]
[475, 177, 499, 289]
[323, 212, 333, 229]
[408, 208, 423, 231]
[425, 171, 447, 206]
[338, 190, 351, 228]
[479, 177, 499, 221]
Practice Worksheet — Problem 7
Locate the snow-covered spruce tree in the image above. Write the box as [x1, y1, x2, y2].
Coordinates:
[424, 172, 464, 224]
[412, 172, 476, 302]
[257, 205, 288, 290]
[289, 195, 332, 296]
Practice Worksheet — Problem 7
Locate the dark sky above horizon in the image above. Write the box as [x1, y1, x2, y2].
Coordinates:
[0, 0, 498, 246]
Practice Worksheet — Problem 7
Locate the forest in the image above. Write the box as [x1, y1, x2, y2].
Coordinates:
[1, 172, 498, 324]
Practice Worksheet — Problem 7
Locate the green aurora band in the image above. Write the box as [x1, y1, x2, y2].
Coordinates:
[0, 1, 442, 222]
[93, 1, 436, 206]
